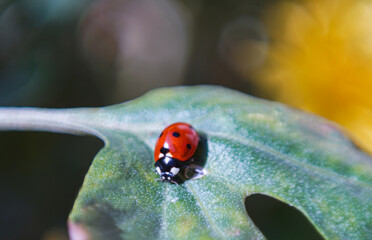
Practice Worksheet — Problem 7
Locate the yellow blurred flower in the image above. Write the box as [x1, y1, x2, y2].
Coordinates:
[255, 0, 372, 154]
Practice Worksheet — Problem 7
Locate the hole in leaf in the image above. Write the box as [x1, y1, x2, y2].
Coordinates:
[245, 194, 324, 240]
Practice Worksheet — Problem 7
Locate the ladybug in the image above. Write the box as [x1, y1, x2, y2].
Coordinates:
[154, 122, 199, 184]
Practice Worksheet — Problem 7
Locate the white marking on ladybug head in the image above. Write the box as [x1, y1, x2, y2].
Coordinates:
[164, 142, 169, 149]
[164, 157, 171, 164]
[165, 152, 173, 157]
[170, 167, 180, 176]
[158, 153, 164, 158]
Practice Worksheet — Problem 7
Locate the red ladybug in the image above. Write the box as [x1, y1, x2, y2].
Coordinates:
[154, 122, 199, 183]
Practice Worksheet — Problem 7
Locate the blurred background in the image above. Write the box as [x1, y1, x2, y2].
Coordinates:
[1, 0, 371, 239]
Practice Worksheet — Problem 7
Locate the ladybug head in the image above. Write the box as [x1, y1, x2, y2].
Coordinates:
[160, 171, 176, 181]
[155, 156, 181, 184]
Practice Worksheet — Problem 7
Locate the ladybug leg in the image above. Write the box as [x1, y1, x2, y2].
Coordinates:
[169, 180, 179, 185]
[155, 177, 178, 185]
[181, 164, 206, 180]
[182, 164, 204, 174]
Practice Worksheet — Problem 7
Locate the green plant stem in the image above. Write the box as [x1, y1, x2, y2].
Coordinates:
[0, 107, 102, 138]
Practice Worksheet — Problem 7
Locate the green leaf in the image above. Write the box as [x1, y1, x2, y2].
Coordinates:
[1, 86, 371, 239]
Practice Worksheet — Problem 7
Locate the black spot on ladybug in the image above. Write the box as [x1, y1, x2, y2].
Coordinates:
[189, 125, 194, 129]
[173, 132, 180, 137]
[186, 144, 191, 149]
[159, 131, 163, 138]
[160, 147, 169, 154]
